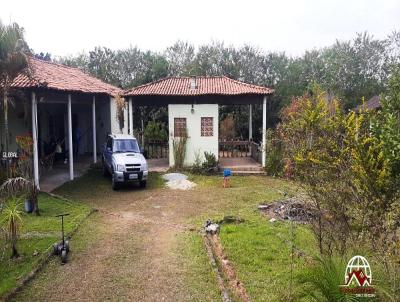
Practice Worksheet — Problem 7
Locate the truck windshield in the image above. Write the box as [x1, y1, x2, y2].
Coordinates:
[113, 139, 140, 153]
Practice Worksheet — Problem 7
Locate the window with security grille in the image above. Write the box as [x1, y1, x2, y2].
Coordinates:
[201, 117, 213, 136]
[174, 118, 187, 137]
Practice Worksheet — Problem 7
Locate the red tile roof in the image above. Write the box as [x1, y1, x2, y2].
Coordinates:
[355, 95, 381, 112]
[11, 57, 121, 96]
[123, 76, 274, 97]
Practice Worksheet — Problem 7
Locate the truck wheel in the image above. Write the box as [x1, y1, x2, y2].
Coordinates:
[112, 174, 119, 190]
[102, 161, 109, 176]
[140, 180, 147, 188]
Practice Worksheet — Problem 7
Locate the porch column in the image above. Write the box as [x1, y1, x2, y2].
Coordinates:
[262, 96, 267, 168]
[92, 95, 97, 163]
[31, 92, 40, 189]
[249, 104, 253, 140]
[68, 94, 74, 180]
[129, 97, 133, 135]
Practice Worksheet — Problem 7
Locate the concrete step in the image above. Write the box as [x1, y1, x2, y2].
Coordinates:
[231, 170, 267, 176]
[220, 165, 264, 172]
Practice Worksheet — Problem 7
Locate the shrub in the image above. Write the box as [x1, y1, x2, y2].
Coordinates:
[144, 120, 167, 142]
[172, 134, 187, 170]
[190, 150, 203, 174]
[0, 196, 23, 258]
[280, 84, 400, 260]
[219, 114, 235, 140]
[201, 151, 218, 174]
[264, 128, 284, 176]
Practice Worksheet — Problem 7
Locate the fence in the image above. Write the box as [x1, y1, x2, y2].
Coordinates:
[143, 140, 169, 159]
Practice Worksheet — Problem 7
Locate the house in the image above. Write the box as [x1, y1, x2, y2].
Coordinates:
[354, 95, 381, 112]
[1, 57, 127, 189]
[122, 76, 274, 169]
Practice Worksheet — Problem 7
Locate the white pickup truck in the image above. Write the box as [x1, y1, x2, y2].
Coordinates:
[102, 134, 148, 190]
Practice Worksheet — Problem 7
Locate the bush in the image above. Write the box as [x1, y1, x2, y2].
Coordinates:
[190, 150, 203, 174]
[144, 120, 168, 142]
[201, 151, 218, 174]
[265, 128, 284, 176]
[280, 84, 400, 259]
[172, 135, 187, 170]
[189, 151, 218, 174]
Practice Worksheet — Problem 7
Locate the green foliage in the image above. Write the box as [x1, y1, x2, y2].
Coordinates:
[300, 256, 365, 302]
[144, 120, 168, 142]
[280, 85, 400, 259]
[190, 150, 203, 174]
[56, 32, 400, 135]
[219, 114, 236, 140]
[372, 68, 400, 176]
[264, 128, 284, 176]
[0, 193, 91, 298]
[201, 151, 218, 174]
[1, 196, 23, 258]
[0, 21, 30, 177]
[172, 136, 187, 170]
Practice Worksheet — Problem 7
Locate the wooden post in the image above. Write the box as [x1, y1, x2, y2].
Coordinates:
[129, 97, 133, 135]
[262, 96, 267, 168]
[92, 95, 97, 163]
[31, 92, 40, 189]
[68, 94, 74, 180]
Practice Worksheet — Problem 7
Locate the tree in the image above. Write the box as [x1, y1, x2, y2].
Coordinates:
[0, 21, 30, 177]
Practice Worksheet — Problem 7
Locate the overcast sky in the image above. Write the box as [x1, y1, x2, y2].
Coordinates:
[1, 0, 399, 57]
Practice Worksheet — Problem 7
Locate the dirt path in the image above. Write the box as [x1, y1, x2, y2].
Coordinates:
[13, 179, 223, 302]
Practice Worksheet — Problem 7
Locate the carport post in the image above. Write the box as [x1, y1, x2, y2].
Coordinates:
[129, 97, 133, 135]
[92, 95, 97, 163]
[68, 94, 74, 180]
[262, 96, 267, 168]
[31, 92, 40, 189]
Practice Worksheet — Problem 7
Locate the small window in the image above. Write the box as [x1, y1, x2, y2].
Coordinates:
[174, 118, 187, 137]
[201, 117, 213, 136]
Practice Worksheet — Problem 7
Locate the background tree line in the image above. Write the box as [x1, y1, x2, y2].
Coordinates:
[38, 32, 399, 141]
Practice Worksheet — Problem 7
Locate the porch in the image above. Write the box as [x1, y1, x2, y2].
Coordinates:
[39, 155, 92, 192]
[218, 157, 263, 174]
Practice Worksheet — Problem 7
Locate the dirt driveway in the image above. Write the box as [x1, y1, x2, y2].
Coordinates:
[12, 170, 286, 302]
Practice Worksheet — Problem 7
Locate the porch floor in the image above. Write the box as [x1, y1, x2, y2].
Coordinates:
[40, 156, 93, 192]
[148, 158, 169, 172]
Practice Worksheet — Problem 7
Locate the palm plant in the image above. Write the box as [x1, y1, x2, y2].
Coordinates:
[0, 21, 31, 176]
[0, 196, 23, 258]
[0, 176, 39, 215]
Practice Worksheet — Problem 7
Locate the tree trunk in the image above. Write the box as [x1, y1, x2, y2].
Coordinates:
[11, 220, 19, 258]
[11, 243, 19, 258]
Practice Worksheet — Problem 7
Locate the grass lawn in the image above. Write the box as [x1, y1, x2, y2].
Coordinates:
[0, 193, 91, 299]
[187, 174, 317, 301]
[8, 170, 321, 301]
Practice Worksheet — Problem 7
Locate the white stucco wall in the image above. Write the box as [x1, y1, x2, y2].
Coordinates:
[110, 97, 128, 135]
[168, 104, 219, 167]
